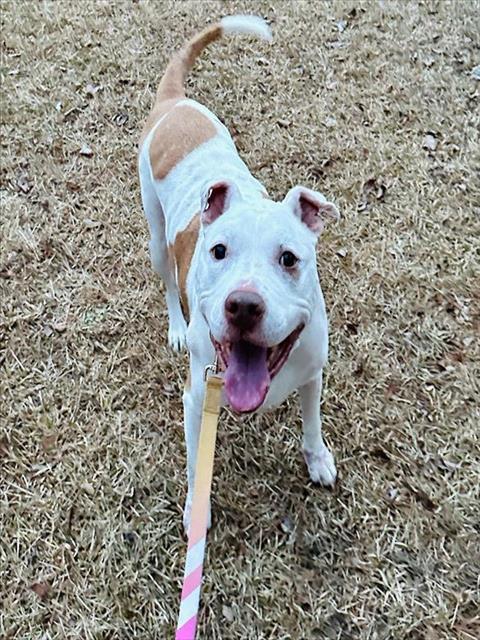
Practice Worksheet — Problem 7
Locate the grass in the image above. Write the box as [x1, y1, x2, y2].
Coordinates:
[1, 1, 479, 638]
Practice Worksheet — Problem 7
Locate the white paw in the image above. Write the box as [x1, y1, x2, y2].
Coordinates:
[168, 319, 187, 351]
[303, 446, 337, 487]
[183, 495, 212, 534]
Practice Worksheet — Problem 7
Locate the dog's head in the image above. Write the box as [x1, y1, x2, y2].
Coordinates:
[195, 179, 339, 413]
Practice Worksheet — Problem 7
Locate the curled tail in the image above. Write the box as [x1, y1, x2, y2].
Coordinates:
[156, 15, 272, 102]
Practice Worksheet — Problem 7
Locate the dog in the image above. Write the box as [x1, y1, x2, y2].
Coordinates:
[138, 15, 340, 529]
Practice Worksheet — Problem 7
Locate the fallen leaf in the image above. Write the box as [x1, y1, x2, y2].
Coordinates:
[449, 350, 465, 363]
[353, 361, 364, 377]
[325, 40, 347, 49]
[31, 463, 51, 474]
[346, 322, 359, 335]
[222, 604, 234, 622]
[31, 582, 50, 600]
[375, 183, 386, 201]
[81, 482, 94, 495]
[404, 482, 437, 511]
[358, 178, 386, 210]
[362, 177, 376, 193]
[17, 173, 32, 194]
[371, 447, 390, 462]
[385, 381, 400, 398]
[40, 238, 54, 258]
[423, 133, 437, 152]
[471, 65, 480, 80]
[435, 457, 461, 472]
[85, 82, 102, 97]
[113, 112, 128, 126]
[79, 143, 93, 157]
[41, 434, 57, 452]
[322, 155, 336, 168]
[122, 531, 136, 546]
[280, 515, 294, 534]
[83, 218, 102, 229]
[385, 487, 399, 502]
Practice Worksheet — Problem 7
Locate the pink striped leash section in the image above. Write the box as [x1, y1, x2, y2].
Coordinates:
[175, 537, 205, 639]
[176, 374, 223, 640]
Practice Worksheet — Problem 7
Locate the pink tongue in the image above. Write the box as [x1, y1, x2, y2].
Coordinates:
[224, 341, 271, 413]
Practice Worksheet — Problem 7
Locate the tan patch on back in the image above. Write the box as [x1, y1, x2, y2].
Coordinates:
[170, 213, 200, 319]
[139, 98, 181, 148]
[149, 105, 217, 180]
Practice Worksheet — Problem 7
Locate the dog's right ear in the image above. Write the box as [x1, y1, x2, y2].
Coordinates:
[283, 185, 339, 236]
[200, 180, 239, 225]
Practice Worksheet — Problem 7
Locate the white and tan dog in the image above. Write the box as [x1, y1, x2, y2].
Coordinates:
[139, 15, 340, 528]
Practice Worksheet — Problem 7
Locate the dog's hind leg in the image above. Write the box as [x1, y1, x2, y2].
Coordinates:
[299, 373, 337, 487]
[140, 173, 187, 351]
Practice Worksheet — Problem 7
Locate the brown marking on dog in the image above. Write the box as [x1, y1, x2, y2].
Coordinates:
[139, 98, 181, 148]
[139, 24, 223, 148]
[157, 25, 222, 102]
[170, 213, 201, 318]
[166, 243, 177, 282]
[149, 105, 217, 181]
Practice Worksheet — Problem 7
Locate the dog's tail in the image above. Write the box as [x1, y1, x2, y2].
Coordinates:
[156, 15, 272, 102]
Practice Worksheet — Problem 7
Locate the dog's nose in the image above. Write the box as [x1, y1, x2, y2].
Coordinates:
[224, 290, 265, 331]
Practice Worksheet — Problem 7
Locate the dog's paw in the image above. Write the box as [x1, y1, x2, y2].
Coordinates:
[168, 319, 187, 352]
[303, 446, 337, 487]
[183, 496, 212, 534]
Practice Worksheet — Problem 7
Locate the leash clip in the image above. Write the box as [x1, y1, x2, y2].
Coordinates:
[204, 355, 219, 380]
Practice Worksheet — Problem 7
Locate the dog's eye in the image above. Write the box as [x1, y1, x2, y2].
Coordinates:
[211, 244, 227, 260]
[280, 251, 298, 268]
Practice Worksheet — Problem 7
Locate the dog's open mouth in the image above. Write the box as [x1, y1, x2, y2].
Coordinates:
[211, 325, 304, 413]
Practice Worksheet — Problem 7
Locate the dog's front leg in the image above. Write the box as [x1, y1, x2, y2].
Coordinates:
[182, 367, 214, 532]
[299, 373, 337, 487]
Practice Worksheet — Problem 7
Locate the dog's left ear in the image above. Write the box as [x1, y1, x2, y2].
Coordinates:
[201, 180, 239, 225]
[283, 186, 339, 236]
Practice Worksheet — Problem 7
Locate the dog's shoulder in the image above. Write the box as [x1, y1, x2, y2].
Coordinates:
[143, 100, 219, 181]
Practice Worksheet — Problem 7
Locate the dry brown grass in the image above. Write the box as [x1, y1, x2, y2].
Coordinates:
[1, 1, 479, 638]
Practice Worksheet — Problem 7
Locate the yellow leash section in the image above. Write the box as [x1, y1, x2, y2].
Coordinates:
[176, 373, 224, 640]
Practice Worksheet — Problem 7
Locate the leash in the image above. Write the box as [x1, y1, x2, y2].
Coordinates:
[175, 364, 223, 640]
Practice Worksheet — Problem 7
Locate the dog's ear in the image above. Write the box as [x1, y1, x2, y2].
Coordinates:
[200, 180, 239, 225]
[283, 186, 339, 236]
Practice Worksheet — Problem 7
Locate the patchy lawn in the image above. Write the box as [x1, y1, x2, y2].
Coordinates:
[1, 1, 479, 638]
